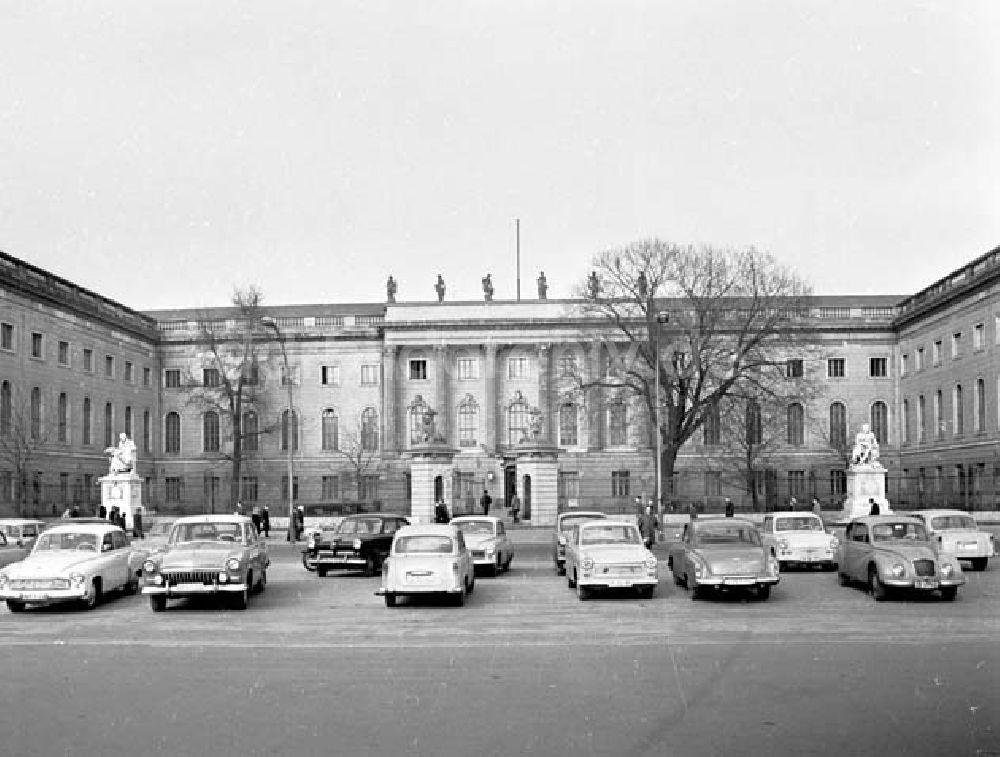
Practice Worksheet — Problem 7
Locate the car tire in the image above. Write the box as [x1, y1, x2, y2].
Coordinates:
[490, 557, 500, 577]
[384, 593, 397, 608]
[6, 600, 25, 613]
[233, 580, 250, 610]
[940, 586, 958, 601]
[576, 581, 591, 601]
[81, 579, 101, 610]
[316, 566, 328, 578]
[302, 552, 317, 572]
[454, 581, 467, 607]
[868, 566, 887, 602]
[255, 569, 267, 594]
[150, 595, 167, 613]
[838, 571, 851, 587]
[755, 585, 771, 601]
[971, 557, 988, 572]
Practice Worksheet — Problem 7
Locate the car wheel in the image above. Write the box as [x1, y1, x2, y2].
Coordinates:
[567, 569, 576, 588]
[838, 571, 851, 587]
[81, 579, 101, 610]
[490, 557, 500, 577]
[940, 586, 958, 601]
[233, 580, 250, 610]
[150, 595, 167, 613]
[971, 557, 988, 572]
[6, 600, 25, 613]
[868, 566, 887, 602]
[755, 585, 771, 601]
[454, 581, 467, 607]
[576, 581, 591, 601]
[255, 569, 267, 594]
[384, 593, 397, 608]
[316, 566, 328, 578]
[302, 552, 317, 572]
[364, 555, 378, 577]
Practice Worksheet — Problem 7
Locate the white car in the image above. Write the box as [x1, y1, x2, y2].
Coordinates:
[564, 519, 658, 600]
[911, 509, 994, 571]
[450, 515, 513, 576]
[552, 511, 607, 575]
[376, 524, 475, 607]
[761, 511, 839, 570]
[0, 522, 145, 612]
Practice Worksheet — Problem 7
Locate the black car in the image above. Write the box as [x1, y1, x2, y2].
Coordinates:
[306, 514, 410, 577]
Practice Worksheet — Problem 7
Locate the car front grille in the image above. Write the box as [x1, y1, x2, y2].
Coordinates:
[163, 571, 217, 585]
[912, 559, 935, 577]
[596, 563, 642, 577]
[10, 578, 70, 590]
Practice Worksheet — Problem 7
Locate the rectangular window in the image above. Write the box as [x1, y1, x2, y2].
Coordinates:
[165, 477, 183, 504]
[952, 332, 962, 359]
[786, 359, 803, 378]
[611, 470, 630, 498]
[457, 358, 479, 380]
[322, 475, 340, 501]
[932, 340, 942, 366]
[31, 332, 43, 359]
[280, 476, 300, 503]
[0, 323, 13, 351]
[558, 355, 578, 378]
[869, 357, 887, 378]
[240, 476, 259, 502]
[58, 341, 70, 366]
[409, 359, 427, 380]
[508, 357, 530, 379]
[974, 323, 985, 351]
[124, 361, 133, 383]
[360, 364, 379, 385]
[321, 365, 340, 386]
[915, 348, 924, 371]
[164, 369, 181, 388]
[281, 365, 299, 386]
[788, 470, 805, 496]
[829, 470, 847, 497]
[827, 358, 845, 378]
[143, 367, 151, 387]
[360, 475, 379, 502]
[899, 354, 908, 377]
[558, 471, 580, 505]
[104, 355, 114, 378]
[83, 349, 93, 372]
[203, 368, 220, 387]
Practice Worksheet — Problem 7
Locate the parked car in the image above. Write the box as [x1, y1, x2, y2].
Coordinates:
[0, 522, 145, 612]
[141, 515, 269, 611]
[451, 515, 513, 576]
[376, 524, 475, 607]
[910, 509, 994, 571]
[836, 516, 965, 601]
[761, 511, 839, 570]
[305, 514, 409, 577]
[667, 517, 779, 600]
[142, 518, 176, 553]
[564, 519, 658, 600]
[0, 519, 47, 551]
[0, 531, 31, 569]
[552, 511, 607, 575]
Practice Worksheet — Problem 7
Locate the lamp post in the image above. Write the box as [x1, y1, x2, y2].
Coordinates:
[260, 316, 295, 542]
[654, 311, 669, 516]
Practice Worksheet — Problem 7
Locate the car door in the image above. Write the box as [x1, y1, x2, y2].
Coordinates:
[100, 531, 129, 590]
[244, 523, 264, 578]
[843, 523, 868, 580]
[455, 530, 472, 584]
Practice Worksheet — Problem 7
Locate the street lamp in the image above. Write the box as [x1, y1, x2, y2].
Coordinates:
[260, 316, 295, 542]
[654, 311, 669, 516]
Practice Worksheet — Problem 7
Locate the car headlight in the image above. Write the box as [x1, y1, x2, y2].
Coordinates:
[890, 563, 905, 578]
[218, 572, 229, 583]
[143, 560, 158, 575]
[353, 538, 362, 551]
[581, 557, 594, 570]
[777, 539, 789, 551]
[941, 563, 954, 577]
[768, 557, 780, 575]
[645, 556, 657, 570]
[485, 545, 495, 557]
[829, 536, 839, 550]
[226, 558, 241, 572]
[69, 572, 86, 587]
[690, 554, 708, 578]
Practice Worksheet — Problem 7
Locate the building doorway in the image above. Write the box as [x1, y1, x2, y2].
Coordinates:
[504, 465, 516, 509]
[522, 475, 532, 521]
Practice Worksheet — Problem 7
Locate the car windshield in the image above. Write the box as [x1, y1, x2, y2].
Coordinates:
[774, 517, 824, 532]
[170, 522, 244, 544]
[337, 518, 382, 535]
[872, 522, 928, 542]
[930, 515, 977, 530]
[395, 535, 454, 554]
[580, 525, 641, 545]
[454, 520, 494, 536]
[34, 531, 98, 552]
[695, 524, 761, 546]
[560, 515, 605, 533]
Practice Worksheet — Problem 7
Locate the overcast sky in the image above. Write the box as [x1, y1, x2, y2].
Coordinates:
[1, 1, 997, 310]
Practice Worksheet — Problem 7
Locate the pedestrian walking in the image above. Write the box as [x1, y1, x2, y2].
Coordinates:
[133, 506, 144, 539]
[251, 505, 262, 534]
[869, 498, 880, 515]
[479, 488, 492, 516]
[639, 505, 659, 549]
[434, 498, 450, 524]
[261, 506, 270, 538]
[510, 493, 521, 524]
[811, 497, 823, 517]
[724, 498, 735, 517]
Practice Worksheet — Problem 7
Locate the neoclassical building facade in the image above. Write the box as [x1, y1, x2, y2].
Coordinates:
[0, 244, 998, 519]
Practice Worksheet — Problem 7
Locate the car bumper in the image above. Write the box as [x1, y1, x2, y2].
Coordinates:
[775, 549, 837, 564]
[881, 577, 965, 589]
[375, 585, 464, 596]
[142, 583, 248, 596]
[941, 548, 993, 560]
[693, 575, 780, 588]
[0, 587, 86, 604]
[578, 577, 658, 590]
[314, 554, 366, 569]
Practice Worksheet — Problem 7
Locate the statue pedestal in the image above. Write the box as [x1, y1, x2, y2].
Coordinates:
[408, 443, 457, 524]
[839, 465, 892, 521]
[514, 441, 559, 527]
[100, 473, 143, 531]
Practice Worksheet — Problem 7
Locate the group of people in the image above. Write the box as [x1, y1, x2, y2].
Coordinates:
[434, 488, 521, 524]
[235, 503, 275, 538]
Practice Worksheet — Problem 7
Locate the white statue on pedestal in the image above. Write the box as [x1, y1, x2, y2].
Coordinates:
[105, 433, 137, 475]
[850, 423, 881, 468]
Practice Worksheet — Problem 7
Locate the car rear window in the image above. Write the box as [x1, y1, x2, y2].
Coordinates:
[930, 515, 976, 530]
[560, 515, 605, 533]
[580, 525, 640, 545]
[872, 522, 927, 542]
[695, 525, 761, 546]
[774, 517, 823, 532]
[454, 520, 493, 535]
[35, 532, 98, 551]
[394, 535, 454, 554]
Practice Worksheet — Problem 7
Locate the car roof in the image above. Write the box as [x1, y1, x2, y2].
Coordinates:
[767, 511, 821, 518]
[913, 509, 974, 518]
[0, 518, 46, 526]
[342, 513, 407, 520]
[557, 511, 607, 522]
[174, 514, 254, 525]
[578, 519, 636, 529]
[43, 522, 123, 535]
[394, 524, 458, 537]
[850, 515, 923, 525]
[451, 515, 500, 523]
[692, 517, 757, 528]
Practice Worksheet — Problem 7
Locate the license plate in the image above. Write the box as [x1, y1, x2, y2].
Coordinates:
[406, 573, 434, 585]
[175, 583, 208, 591]
[960, 543, 976, 550]
[723, 577, 755, 586]
[607, 579, 632, 587]
[915, 579, 939, 589]
[19, 591, 48, 601]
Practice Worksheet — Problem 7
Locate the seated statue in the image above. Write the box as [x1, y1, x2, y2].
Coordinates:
[105, 433, 136, 474]
[850, 423, 880, 467]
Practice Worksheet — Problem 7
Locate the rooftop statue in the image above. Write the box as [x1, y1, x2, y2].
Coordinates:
[537, 271, 548, 300]
[482, 273, 494, 302]
[435, 274, 446, 303]
[386, 275, 397, 304]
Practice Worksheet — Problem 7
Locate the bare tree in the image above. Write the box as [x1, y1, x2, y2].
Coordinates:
[577, 240, 813, 507]
[0, 392, 53, 515]
[336, 420, 381, 504]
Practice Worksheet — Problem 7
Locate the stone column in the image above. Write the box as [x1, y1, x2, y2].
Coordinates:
[382, 346, 398, 456]
[537, 343, 553, 443]
[434, 344, 449, 443]
[587, 342, 604, 450]
[484, 342, 498, 453]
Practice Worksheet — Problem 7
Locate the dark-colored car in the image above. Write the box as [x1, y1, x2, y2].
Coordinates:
[306, 514, 410, 577]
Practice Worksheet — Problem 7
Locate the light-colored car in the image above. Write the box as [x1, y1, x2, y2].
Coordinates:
[0, 519, 47, 551]
[0, 531, 31, 569]
[910, 510, 994, 571]
[376, 524, 475, 607]
[142, 518, 176, 553]
[837, 516, 965, 601]
[761, 511, 839, 570]
[141, 514, 269, 611]
[451, 515, 513, 576]
[667, 517, 780, 600]
[552, 511, 607, 575]
[564, 519, 658, 600]
[0, 522, 145, 612]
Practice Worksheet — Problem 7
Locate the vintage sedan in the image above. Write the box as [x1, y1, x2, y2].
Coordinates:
[564, 519, 658, 600]
[552, 510, 607, 575]
[451, 515, 513, 576]
[837, 516, 965, 601]
[667, 517, 779, 600]
[376, 524, 475, 607]
[0, 522, 144, 612]
[761, 511, 839, 570]
[141, 515, 269, 611]
[306, 513, 409, 577]
[911, 509, 994, 571]
[0, 519, 47, 551]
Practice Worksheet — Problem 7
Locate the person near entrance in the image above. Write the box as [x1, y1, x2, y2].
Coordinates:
[435, 498, 450, 524]
[639, 505, 659, 549]
[480, 489, 492, 516]
[509, 492, 521, 524]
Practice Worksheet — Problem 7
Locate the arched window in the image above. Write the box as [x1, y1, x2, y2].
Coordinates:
[242, 410, 258, 452]
[458, 397, 478, 447]
[917, 395, 926, 443]
[408, 396, 430, 446]
[953, 385, 963, 436]
[0, 381, 10, 437]
[902, 399, 910, 444]
[322, 409, 339, 451]
[607, 398, 627, 446]
[361, 407, 378, 451]
[871, 401, 888, 444]
[58, 392, 68, 443]
[508, 397, 529, 446]
[143, 409, 151, 453]
[165, 411, 180, 454]
[124, 406, 132, 439]
[746, 400, 762, 446]
[703, 402, 720, 446]
[204, 411, 220, 453]
[829, 402, 847, 449]
[31, 387, 42, 440]
[281, 409, 299, 451]
[83, 398, 92, 445]
[104, 402, 113, 447]
[975, 378, 985, 433]
[559, 403, 578, 447]
[786, 403, 804, 446]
